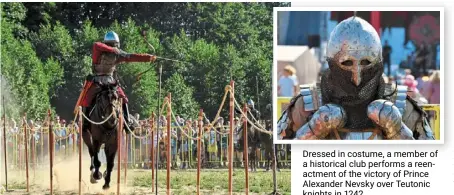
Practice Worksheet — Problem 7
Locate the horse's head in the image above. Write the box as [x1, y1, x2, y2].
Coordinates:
[94, 84, 120, 129]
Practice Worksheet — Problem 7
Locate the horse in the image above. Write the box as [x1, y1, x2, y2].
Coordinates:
[238, 121, 261, 172]
[82, 83, 122, 190]
[260, 119, 280, 172]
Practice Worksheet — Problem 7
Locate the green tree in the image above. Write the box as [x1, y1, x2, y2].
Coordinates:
[1, 18, 53, 119]
[1, 2, 287, 121]
[163, 73, 199, 119]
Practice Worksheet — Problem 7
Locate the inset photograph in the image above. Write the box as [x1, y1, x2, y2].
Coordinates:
[273, 8, 443, 143]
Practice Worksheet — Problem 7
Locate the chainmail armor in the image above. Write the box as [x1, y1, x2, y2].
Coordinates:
[94, 52, 118, 75]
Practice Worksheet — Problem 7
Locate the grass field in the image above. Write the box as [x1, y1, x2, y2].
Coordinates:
[1, 168, 290, 195]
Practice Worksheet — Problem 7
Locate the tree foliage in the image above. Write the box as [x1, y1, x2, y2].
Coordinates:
[1, 2, 288, 121]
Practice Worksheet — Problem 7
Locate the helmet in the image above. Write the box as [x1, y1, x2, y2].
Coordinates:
[247, 99, 254, 107]
[104, 31, 120, 47]
[326, 16, 382, 86]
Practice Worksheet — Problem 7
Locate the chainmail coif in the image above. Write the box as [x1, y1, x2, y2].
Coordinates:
[320, 59, 386, 130]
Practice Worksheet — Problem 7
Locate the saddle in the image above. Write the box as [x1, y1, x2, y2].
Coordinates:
[93, 75, 118, 87]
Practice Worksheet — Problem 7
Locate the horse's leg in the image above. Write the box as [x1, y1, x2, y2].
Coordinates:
[102, 141, 117, 190]
[265, 149, 270, 172]
[253, 146, 258, 172]
[91, 140, 103, 181]
[82, 131, 95, 171]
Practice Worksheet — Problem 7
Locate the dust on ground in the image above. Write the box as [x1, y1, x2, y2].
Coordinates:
[1, 152, 137, 195]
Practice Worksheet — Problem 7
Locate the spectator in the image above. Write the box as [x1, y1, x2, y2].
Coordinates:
[416, 72, 430, 93]
[415, 44, 429, 77]
[423, 70, 440, 104]
[278, 65, 298, 97]
[402, 75, 419, 95]
[402, 74, 428, 103]
[383, 40, 392, 76]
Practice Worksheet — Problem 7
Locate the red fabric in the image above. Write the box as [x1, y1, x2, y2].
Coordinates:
[118, 53, 152, 63]
[92, 42, 153, 65]
[370, 11, 381, 37]
[92, 42, 118, 64]
[81, 84, 128, 107]
[86, 42, 153, 107]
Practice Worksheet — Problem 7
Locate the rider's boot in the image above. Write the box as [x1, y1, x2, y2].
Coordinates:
[123, 103, 134, 134]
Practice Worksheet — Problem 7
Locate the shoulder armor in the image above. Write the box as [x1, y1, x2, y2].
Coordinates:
[299, 83, 322, 112]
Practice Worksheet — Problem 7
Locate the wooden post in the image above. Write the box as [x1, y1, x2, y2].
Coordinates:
[73, 131, 76, 155]
[117, 100, 123, 195]
[197, 109, 203, 195]
[124, 131, 128, 184]
[19, 128, 22, 173]
[150, 113, 155, 192]
[242, 104, 249, 195]
[228, 80, 234, 195]
[78, 107, 83, 195]
[166, 93, 171, 195]
[2, 105, 8, 191]
[32, 124, 36, 177]
[48, 109, 54, 195]
[41, 124, 43, 166]
[23, 114, 29, 192]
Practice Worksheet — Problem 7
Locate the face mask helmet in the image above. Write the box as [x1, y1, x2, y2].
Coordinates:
[326, 16, 383, 87]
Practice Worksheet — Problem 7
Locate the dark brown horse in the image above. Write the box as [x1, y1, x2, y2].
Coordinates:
[82, 84, 121, 190]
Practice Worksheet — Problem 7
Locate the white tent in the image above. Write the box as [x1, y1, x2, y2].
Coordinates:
[276, 45, 322, 85]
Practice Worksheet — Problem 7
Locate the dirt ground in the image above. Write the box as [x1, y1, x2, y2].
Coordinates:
[1, 154, 290, 195]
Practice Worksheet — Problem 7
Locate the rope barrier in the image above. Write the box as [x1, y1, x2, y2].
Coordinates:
[80, 109, 115, 125]
[201, 85, 231, 132]
[232, 98, 272, 135]
[170, 111, 200, 141]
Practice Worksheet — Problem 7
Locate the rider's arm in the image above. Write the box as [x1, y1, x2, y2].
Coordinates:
[118, 53, 156, 63]
[93, 42, 118, 53]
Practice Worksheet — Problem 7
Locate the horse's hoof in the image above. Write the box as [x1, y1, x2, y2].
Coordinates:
[90, 171, 98, 183]
[102, 184, 110, 190]
[90, 176, 98, 184]
[94, 171, 103, 180]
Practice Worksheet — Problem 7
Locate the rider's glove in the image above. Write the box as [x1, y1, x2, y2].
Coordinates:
[150, 55, 157, 62]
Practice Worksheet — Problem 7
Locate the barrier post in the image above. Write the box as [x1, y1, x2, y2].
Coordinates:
[228, 80, 234, 195]
[242, 104, 249, 195]
[2, 99, 8, 191]
[19, 129, 22, 173]
[41, 124, 43, 166]
[78, 107, 83, 195]
[48, 109, 54, 195]
[73, 131, 76, 155]
[117, 100, 123, 195]
[124, 131, 128, 184]
[166, 93, 171, 195]
[24, 114, 30, 192]
[197, 109, 203, 195]
[32, 123, 36, 177]
[150, 113, 155, 192]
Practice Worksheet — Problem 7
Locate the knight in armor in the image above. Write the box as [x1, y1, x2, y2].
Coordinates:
[247, 100, 261, 120]
[76, 31, 157, 134]
[277, 17, 434, 140]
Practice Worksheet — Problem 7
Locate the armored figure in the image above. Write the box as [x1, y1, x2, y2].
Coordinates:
[76, 31, 157, 133]
[247, 99, 261, 120]
[277, 17, 434, 140]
